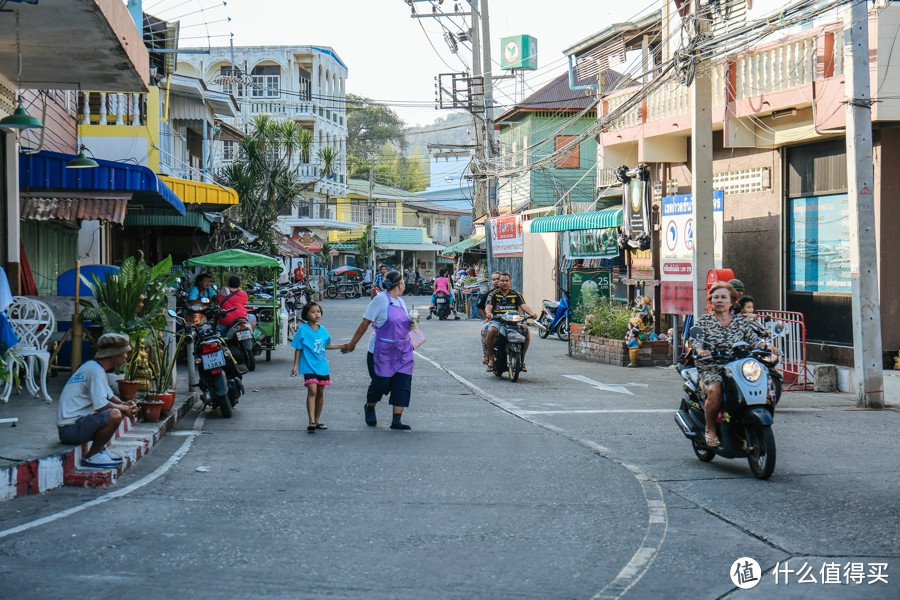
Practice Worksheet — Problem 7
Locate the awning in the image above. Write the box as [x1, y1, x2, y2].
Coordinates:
[123, 211, 213, 233]
[528, 207, 623, 233]
[276, 235, 313, 258]
[160, 175, 239, 209]
[440, 234, 486, 256]
[19, 151, 185, 216]
[19, 195, 129, 225]
[377, 242, 447, 252]
[183, 249, 280, 269]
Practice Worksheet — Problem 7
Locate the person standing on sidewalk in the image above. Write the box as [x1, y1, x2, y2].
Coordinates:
[343, 270, 416, 430]
[290, 302, 343, 433]
[57, 333, 139, 468]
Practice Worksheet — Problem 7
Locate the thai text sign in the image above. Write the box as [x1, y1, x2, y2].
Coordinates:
[489, 215, 523, 257]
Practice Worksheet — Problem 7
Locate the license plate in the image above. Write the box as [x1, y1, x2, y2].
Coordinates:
[201, 350, 227, 369]
[437, 298, 447, 304]
[236, 329, 253, 341]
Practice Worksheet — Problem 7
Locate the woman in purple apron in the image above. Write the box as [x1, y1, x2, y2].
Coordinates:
[344, 270, 415, 430]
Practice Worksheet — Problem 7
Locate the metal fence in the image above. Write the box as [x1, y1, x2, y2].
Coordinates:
[757, 309, 812, 391]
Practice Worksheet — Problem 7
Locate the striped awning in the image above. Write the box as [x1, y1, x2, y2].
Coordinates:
[440, 234, 486, 256]
[124, 211, 212, 233]
[528, 207, 623, 233]
[20, 195, 129, 224]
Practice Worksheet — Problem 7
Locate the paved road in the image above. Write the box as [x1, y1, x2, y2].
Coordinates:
[1, 296, 897, 599]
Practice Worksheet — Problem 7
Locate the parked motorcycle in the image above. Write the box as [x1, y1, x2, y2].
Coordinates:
[673, 323, 785, 479]
[535, 294, 572, 341]
[168, 307, 243, 418]
[324, 278, 361, 298]
[490, 313, 532, 382]
[222, 315, 257, 372]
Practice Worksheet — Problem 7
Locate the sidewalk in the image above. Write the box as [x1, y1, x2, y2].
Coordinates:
[0, 368, 195, 502]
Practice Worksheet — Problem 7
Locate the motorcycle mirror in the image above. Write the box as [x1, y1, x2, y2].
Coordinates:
[212, 284, 219, 291]
[201, 297, 210, 304]
[167, 309, 178, 317]
[689, 326, 703, 338]
[773, 321, 785, 335]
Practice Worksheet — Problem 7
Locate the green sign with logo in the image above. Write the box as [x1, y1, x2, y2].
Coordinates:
[569, 269, 611, 323]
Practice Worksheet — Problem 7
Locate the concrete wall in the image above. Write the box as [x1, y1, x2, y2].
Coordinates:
[523, 231, 559, 309]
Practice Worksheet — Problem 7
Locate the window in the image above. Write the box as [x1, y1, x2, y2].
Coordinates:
[450, 220, 458, 238]
[555, 135, 580, 169]
[251, 65, 280, 98]
[423, 217, 432, 232]
[351, 202, 368, 223]
[222, 141, 235, 162]
[219, 67, 244, 98]
[298, 67, 312, 101]
[377, 205, 396, 225]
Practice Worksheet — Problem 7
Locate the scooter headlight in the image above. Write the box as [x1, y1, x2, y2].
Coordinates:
[741, 359, 763, 382]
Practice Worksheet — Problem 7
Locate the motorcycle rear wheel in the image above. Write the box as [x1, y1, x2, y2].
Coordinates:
[747, 426, 776, 479]
[692, 439, 715, 462]
[324, 286, 338, 299]
[242, 340, 256, 371]
[344, 286, 359, 299]
[556, 316, 570, 342]
[217, 394, 233, 418]
[538, 315, 550, 338]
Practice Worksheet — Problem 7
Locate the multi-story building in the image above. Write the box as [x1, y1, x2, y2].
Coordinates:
[175, 45, 350, 239]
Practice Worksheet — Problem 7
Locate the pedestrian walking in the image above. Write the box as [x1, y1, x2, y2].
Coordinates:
[343, 269, 416, 430]
[290, 302, 343, 433]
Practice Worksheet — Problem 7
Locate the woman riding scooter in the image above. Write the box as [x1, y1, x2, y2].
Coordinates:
[426, 268, 460, 320]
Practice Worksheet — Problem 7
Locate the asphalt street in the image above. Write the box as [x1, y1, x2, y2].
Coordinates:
[0, 296, 897, 599]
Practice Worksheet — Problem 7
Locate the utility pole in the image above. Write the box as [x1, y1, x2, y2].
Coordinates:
[479, 0, 497, 274]
[690, 17, 714, 318]
[368, 167, 376, 271]
[845, 2, 884, 408]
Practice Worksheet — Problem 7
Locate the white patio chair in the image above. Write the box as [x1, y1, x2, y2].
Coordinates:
[1, 297, 55, 403]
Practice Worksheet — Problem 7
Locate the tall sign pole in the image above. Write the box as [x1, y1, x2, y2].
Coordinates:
[845, 3, 884, 408]
[690, 20, 714, 318]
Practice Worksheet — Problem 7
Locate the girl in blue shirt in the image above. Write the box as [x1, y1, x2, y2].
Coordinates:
[290, 302, 343, 432]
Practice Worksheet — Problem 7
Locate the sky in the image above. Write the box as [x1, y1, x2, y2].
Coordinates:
[144, 0, 659, 127]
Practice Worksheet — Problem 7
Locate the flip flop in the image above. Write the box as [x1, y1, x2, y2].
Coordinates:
[705, 433, 720, 447]
[315, 423, 328, 430]
[486, 364, 493, 372]
[307, 423, 316, 433]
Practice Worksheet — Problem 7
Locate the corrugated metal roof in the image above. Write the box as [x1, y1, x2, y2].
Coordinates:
[159, 175, 239, 208]
[19, 196, 129, 224]
[496, 72, 596, 123]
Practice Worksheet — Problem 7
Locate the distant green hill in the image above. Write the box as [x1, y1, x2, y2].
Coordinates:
[405, 112, 475, 154]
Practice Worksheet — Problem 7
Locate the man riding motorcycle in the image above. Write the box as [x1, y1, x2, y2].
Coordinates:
[483, 273, 539, 372]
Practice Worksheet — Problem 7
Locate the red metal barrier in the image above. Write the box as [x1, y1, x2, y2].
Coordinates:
[756, 310, 811, 391]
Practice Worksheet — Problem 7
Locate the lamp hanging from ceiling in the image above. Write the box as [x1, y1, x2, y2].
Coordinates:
[0, 10, 43, 131]
[66, 145, 99, 169]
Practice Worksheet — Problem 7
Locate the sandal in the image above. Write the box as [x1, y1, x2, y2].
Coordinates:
[307, 423, 316, 433]
[521, 364, 528, 372]
[315, 423, 328, 430]
[486, 364, 494, 372]
[704, 433, 720, 447]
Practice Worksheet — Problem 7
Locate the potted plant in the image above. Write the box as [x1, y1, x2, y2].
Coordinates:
[79, 252, 180, 401]
[145, 328, 185, 415]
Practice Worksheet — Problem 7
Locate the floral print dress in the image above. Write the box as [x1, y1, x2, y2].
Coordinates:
[691, 313, 762, 388]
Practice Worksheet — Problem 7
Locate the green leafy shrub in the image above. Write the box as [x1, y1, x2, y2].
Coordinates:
[574, 296, 632, 339]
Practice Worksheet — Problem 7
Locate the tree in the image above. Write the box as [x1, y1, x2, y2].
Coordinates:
[219, 115, 336, 254]
[347, 93, 407, 180]
[374, 143, 428, 192]
[356, 223, 373, 269]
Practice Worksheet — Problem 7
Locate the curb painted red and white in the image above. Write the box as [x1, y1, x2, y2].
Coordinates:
[0, 396, 194, 502]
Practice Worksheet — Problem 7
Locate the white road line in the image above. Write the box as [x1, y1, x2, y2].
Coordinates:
[415, 351, 667, 600]
[564, 374, 634, 395]
[520, 409, 674, 415]
[0, 415, 206, 540]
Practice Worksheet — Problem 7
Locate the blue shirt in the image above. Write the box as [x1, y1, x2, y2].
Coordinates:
[291, 323, 332, 375]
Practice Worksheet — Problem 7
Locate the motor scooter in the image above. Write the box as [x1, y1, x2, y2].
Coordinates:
[535, 293, 571, 341]
[432, 290, 453, 320]
[168, 307, 243, 418]
[673, 323, 784, 479]
[490, 313, 532, 382]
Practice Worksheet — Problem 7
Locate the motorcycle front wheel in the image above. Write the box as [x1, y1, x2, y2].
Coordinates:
[747, 426, 776, 479]
[324, 286, 338, 299]
[343, 285, 359, 299]
[508, 347, 521, 382]
[538, 315, 550, 338]
[556, 316, 570, 342]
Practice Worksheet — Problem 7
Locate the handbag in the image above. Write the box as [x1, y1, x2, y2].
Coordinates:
[408, 325, 426, 349]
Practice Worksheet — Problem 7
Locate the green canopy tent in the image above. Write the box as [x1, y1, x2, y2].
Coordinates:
[183, 249, 283, 360]
[183, 248, 281, 269]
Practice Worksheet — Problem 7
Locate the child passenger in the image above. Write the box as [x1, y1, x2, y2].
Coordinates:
[290, 302, 343, 432]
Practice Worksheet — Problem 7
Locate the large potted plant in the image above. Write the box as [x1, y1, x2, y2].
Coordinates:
[79, 253, 179, 399]
[145, 328, 184, 415]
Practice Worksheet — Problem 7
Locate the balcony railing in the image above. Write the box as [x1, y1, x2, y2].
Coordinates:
[78, 91, 147, 126]
[244, 99, 345, 127]
[603, 32, 823, 129]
